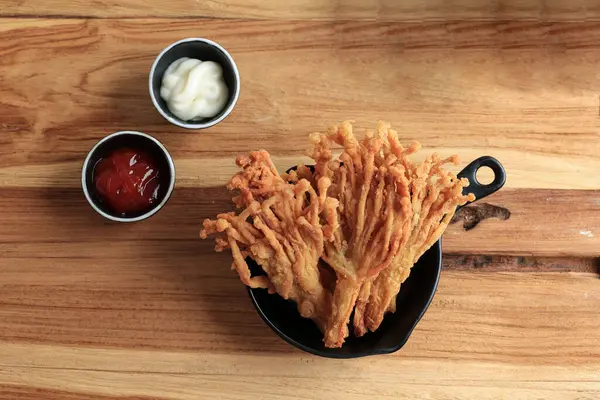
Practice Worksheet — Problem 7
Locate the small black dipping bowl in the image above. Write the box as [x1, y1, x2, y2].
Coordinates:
[81, 131, 176, 222]
[149, 38, 240, 130]
[247, 156, 506, 358]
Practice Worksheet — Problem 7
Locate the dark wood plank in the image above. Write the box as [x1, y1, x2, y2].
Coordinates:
[0, 385, 159, 400]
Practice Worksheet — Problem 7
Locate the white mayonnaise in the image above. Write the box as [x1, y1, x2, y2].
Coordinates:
[160, 57, 229, 121]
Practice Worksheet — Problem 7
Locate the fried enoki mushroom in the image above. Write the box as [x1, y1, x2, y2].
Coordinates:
[200, 151, 339, 329]
[308, 122, 474, 344]
[308, 121, 418, 347]
[360, 149, 475, 335]
[201, 121, 475, 349]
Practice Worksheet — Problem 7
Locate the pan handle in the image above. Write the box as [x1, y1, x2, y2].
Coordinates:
[457, 156, 506, 208]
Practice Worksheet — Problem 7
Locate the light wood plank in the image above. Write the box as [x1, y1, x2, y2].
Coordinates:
[4, 0, 600, 20]
[445, 189, 600, 257]
[0, 187, 599, 356]
[1, 187, 598, 257]
[0, 20, 600, 190]
[0, 271, 598, 399]
[1, 150, 599, 190]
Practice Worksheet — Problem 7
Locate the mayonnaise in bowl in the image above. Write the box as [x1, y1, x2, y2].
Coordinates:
[159, 57, 229, 121]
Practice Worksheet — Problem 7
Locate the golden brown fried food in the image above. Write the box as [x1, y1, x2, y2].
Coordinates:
[200, 150, 339, 329]
[307, 121, 417, 347]
[201, 121, 475, 349]
[360, 149, 475, 335]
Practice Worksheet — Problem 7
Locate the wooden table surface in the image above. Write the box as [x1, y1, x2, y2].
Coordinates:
[1, 1, 600, 399]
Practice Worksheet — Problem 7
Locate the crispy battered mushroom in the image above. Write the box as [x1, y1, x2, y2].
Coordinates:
[200, 151, 338, 329]
[201, 122, 475, 348]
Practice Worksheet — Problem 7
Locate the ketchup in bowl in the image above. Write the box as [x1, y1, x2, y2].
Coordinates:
[94, 149, 160, 215]
[82, 131, 175, 222]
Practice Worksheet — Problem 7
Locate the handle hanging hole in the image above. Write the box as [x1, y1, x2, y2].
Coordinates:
[475, 166, 494, 186]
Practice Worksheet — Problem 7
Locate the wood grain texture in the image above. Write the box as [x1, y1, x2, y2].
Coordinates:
[444, 254, 599, 273]
[4, 0, 600, 20]
[1, 187, 598, 258]
[0, 386, 157, 400]
[0, 272, 598, 399]
[2, 344, 599, 400]
[1, 20, 600, 190]
[1, 12, 600, 400]
[0, 188, 598, 354]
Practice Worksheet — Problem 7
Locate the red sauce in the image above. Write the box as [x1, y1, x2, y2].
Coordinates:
[94, 149, 160, 215]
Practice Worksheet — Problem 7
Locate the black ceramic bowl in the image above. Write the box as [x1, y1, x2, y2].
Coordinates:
[149, 38, 240, 129]
[247, 156, 506, 358]
[81, 131, 176, 222]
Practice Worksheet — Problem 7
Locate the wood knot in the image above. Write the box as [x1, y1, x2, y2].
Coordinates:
[451, 203, 510, 231]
